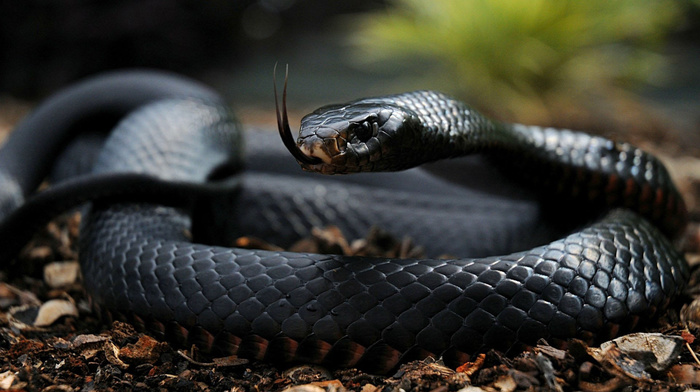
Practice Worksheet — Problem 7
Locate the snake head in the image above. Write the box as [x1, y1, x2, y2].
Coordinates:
[274, 66, 424, 174]
[297, 103, 412, 174]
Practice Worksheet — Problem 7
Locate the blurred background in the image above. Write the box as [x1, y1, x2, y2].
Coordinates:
[0, 0, 698, 132]
[0, 1, 698, 202]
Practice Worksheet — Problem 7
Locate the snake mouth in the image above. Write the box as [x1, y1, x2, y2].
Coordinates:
[274, 64, 322, 166]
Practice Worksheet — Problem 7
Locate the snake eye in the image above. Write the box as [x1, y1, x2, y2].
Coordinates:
[353, 120, 378, 143]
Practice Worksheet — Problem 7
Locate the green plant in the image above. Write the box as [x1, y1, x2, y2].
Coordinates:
[349, 0, 681, 121]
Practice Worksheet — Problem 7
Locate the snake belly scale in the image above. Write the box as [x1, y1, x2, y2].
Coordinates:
[0, 71, 689, 373]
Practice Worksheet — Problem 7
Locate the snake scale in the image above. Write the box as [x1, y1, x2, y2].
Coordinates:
[0, 70, 688, 373]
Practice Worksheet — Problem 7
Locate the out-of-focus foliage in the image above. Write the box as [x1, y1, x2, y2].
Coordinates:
[349, 0, 682, 122]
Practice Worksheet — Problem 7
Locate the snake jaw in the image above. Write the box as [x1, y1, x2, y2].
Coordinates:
[296, 133, 350, 174]
[297, 138, 333, 165]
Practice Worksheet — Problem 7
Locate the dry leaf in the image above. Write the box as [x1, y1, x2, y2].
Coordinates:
[71, 334, 109, 348]
[0, 370, 18, 390]
[360, 384, 379, 392]
[682, 330, 696, 344]
[492, 374, 517, 392]
[119, 335, 164, 364]
[587, 332, 684, 381]
[456, 353, 485, 376]
[43, 261, 80, 288]
[668, 364, 700, 385]
[281, 385, 326, 392]
[33, 299, 78, 327]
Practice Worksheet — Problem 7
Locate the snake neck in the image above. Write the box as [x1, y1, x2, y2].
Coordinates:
[365, 91, 519, 160]
[392, 92, 686, 238]
[492, 123, 686, 239]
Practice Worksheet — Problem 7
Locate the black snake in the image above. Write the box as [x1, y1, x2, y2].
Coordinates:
[0, 70, 688, 373]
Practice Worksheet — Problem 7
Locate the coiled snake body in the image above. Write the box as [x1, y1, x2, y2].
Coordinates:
[0, 70, 688, 373]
